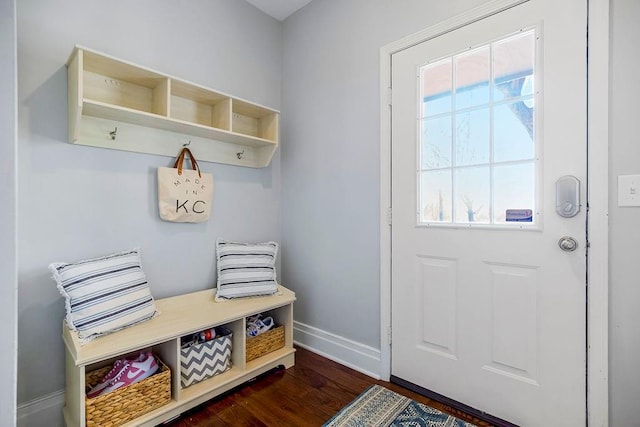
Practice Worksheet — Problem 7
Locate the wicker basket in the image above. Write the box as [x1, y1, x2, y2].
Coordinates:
[85, 356, 171, 427]
[246, 325, 285, 362]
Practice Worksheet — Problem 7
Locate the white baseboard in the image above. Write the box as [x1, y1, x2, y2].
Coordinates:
[17, 389, 65, 427]
[17, 323, 382, 426]
[293, 321, 382, 379]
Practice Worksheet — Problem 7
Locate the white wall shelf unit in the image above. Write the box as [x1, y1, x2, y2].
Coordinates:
[67, 46, 279, 168]
[62, 286, 296, 427]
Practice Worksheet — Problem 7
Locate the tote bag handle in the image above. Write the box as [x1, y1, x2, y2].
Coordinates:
[173, 147, 202, 178]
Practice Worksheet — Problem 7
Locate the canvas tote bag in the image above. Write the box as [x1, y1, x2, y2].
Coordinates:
[158, 148, 213, 223]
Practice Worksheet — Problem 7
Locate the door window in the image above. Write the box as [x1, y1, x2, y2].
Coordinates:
[418, 29, 537, 225]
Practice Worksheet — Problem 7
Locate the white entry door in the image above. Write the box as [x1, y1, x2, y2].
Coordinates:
[391, 1, 587, 425]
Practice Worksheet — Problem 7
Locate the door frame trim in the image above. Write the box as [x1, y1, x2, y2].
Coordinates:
[378, 0, 609, 424]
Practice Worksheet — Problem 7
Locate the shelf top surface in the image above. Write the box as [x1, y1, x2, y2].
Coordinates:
[63, 285, 296, 366]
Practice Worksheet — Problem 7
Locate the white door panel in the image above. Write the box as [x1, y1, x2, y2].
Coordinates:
[391, 1, 586, 425]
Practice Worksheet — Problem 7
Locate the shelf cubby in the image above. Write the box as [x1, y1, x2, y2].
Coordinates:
[232, 99, 279, 142]
[82, 50, 170, 117]
[170, 80, 231, 130]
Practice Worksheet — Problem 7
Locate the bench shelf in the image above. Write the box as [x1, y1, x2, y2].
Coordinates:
[62, 286, 295, 427]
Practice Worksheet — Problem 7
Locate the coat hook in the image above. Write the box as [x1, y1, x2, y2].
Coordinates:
[183, 140, 191, 147]
[237, 150, 245, 159]
[109, 127, 117, 140]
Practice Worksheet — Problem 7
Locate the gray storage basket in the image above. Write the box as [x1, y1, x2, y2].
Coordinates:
[180, 328, 232, 387]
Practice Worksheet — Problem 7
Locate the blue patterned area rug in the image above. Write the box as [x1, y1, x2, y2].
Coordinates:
[323, 385, 477, 427]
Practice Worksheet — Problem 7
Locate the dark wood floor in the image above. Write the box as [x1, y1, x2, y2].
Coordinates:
[164, 346, 494, 426]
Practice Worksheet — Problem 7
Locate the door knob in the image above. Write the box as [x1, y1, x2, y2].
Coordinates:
[558, 236, 578, 252]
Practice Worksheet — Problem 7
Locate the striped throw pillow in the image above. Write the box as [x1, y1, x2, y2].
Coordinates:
[216, 239, 279, 299]
[50, 248, 158, 343]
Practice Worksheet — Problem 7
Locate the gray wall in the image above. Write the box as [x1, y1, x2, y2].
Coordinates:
[609, 0, 640, 425]
[281, 0, 487, 351]
[0, 0, 18, 424]
[17, 0, 282, 405]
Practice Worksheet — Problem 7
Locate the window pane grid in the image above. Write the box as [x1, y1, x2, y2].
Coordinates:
[418, 29, 536, 226]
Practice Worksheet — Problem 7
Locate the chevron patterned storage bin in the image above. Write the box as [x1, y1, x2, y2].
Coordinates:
[180, 330, 232, 388]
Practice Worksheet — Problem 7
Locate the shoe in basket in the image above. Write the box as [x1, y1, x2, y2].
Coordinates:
[86, 358, 131, 398]
[246, 316, 275, 337]
[87, 352, 158, 398]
